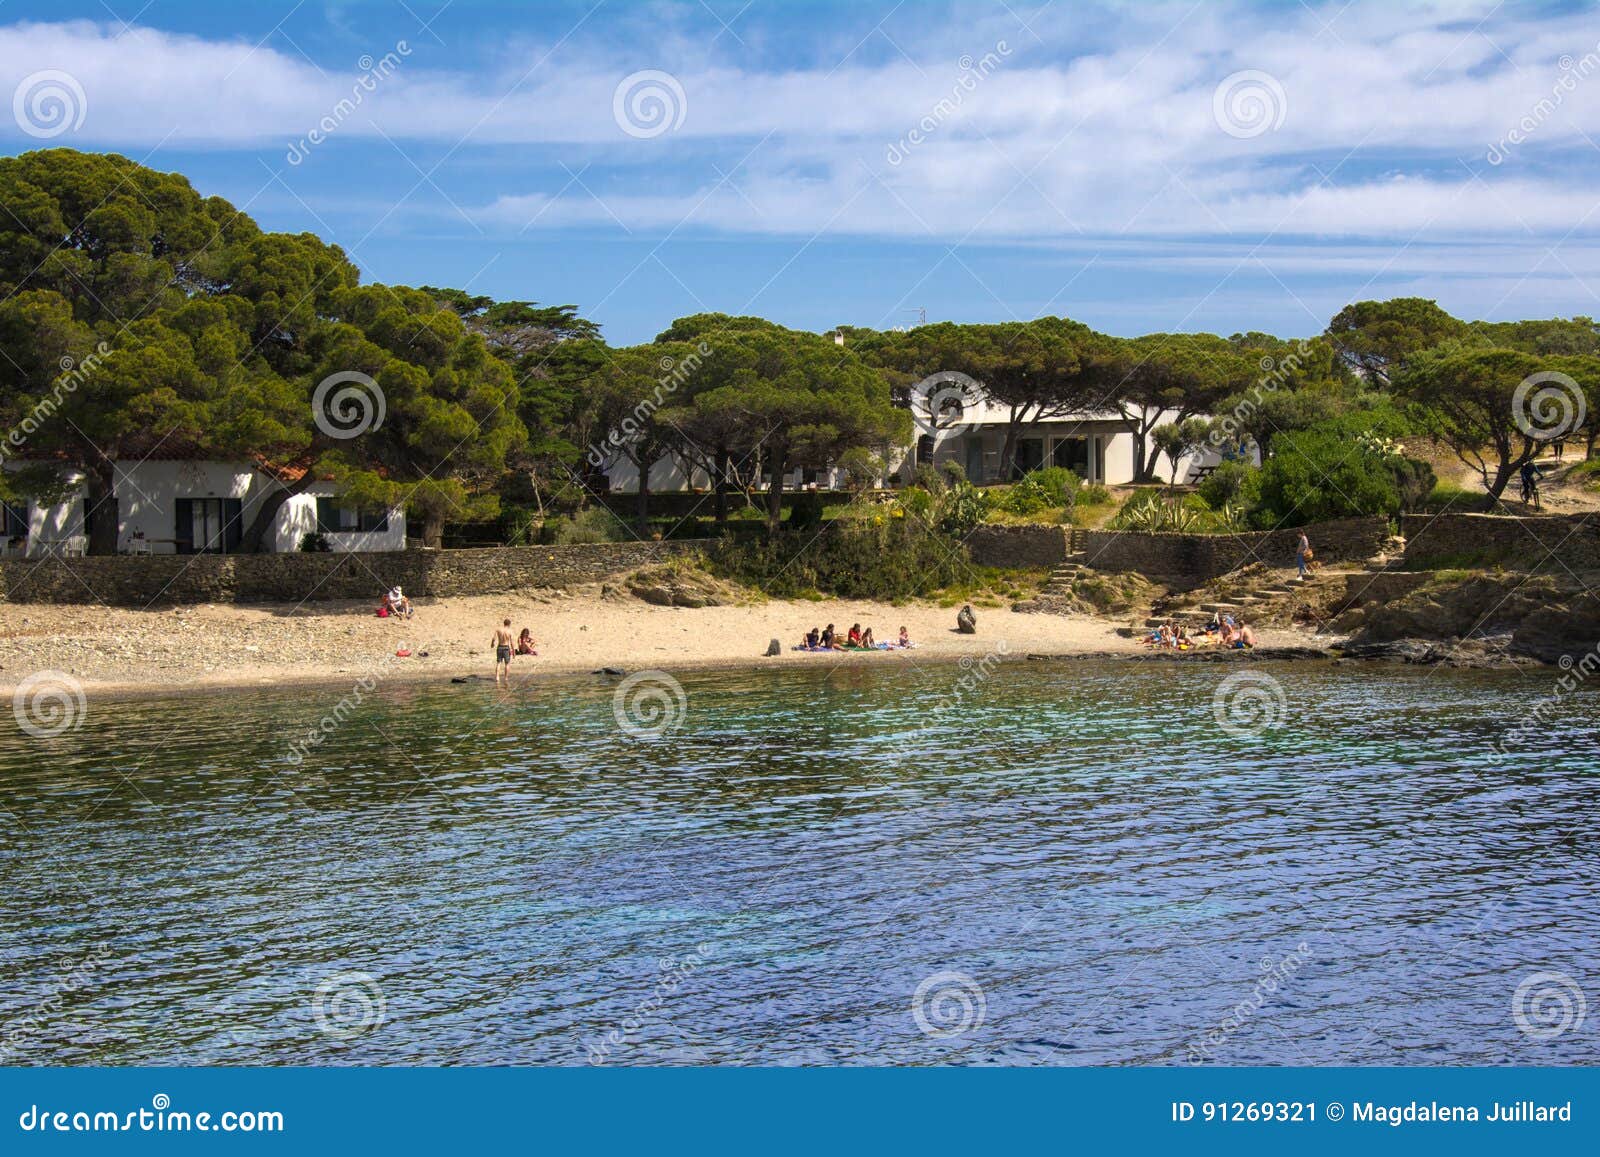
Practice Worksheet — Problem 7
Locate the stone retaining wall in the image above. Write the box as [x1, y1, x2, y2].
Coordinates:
[0, 541, 714, 606]
[1078, 516, 1390, 581]
[965, 525, 1071, 568]
[1401, 512, 1600, 570]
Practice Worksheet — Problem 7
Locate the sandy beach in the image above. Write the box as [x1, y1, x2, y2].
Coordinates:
[0, 588, 1315, 698]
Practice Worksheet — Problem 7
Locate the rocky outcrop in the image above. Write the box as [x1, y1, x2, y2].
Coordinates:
[612, 563, 744, 609]
[1335, 571, 1600, 665]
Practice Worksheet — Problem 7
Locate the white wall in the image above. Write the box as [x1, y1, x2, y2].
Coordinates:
[277, 485, 407, 553]
[2, 460, 403, 555]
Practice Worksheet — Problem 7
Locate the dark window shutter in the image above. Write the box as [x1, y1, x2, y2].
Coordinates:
[175, 498, 194, 554]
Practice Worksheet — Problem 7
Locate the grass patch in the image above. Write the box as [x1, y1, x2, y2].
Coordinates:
[1419, 481, 1486, 512]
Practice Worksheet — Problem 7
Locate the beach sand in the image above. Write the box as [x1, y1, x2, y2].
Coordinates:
[0, 588, 1317, 699]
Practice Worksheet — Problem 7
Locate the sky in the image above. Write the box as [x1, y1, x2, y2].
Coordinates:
[3, 0, 1600, 345]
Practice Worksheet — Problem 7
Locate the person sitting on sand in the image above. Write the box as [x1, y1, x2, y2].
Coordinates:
[1236, 623, 1258, 649]
[385, 586, 414, 620]
[861, 627, 876, 648]
[805, 627, 821, 649]
[516, 628, 537, 656]
[820, 623, 840, 650]
[846, 623, 863, 647]
[898, 626, 912, 648]
[957, 605, 977, 634]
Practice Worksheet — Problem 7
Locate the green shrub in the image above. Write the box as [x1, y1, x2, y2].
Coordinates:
[939, 459, 968, 487]
[298, 532, 331, 552]
[1110, 488, 1245, 533]
[897, 486, 935, 519]
[787, 489, 825, 530]
[711, 519, 970, 599]
[913, 463, 947, 494]
[1196, 460, 1262, 510]
[937, 479, 989, 535]
[1388, 456, 1437, 512]
[1077, 483, 1112, 506]
[1112, 489, 1206, 532]
[992, 467, 1081, 515]
[542, 506, 630, 544]
[837, 447, 885, 492]
[1250, 428, 1401, 528]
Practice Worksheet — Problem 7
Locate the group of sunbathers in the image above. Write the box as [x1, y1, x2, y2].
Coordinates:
[1143, 613, 1257, 650]
[797, 623, 915, 651]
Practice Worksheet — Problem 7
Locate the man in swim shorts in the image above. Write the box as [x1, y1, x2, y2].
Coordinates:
[492, 618, 514, 685]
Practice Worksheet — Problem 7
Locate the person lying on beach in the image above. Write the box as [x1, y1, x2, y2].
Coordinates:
[516, 628, 537, 656]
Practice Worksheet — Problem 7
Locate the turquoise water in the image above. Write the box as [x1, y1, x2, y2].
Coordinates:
[0, 659, 1594, 1066]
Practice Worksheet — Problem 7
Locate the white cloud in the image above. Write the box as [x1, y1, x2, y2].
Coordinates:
[5, 5, 1600, 247]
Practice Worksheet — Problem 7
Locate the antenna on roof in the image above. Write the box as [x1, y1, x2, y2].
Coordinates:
[907, 307, 927, 326]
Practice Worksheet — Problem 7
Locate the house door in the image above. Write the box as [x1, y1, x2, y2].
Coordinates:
[175, 498, 243, 554]
[1051, 437, 1090, 477]
[1013, 438, 1045, 479]
[964, 437, 985, 482]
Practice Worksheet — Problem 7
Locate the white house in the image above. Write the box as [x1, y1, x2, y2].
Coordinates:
[591, 394, 1230, 494]
[898, 390, 1227, 486]
[1, 459, 405, 556]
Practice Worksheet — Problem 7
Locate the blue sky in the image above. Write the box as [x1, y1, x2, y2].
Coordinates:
[4, 1, 1600, 344]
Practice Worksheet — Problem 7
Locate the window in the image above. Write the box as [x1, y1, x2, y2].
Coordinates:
[1, 500, 27, 537]
[175, 498, 243, 554]
[316, 497, 389, 534]
[1051, 437, 1090, 477]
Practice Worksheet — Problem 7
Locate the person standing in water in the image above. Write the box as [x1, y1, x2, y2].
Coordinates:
[492, 618, 514, 685]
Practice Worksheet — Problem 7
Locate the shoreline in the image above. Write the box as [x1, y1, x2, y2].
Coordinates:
[0, 589, 1334, 702]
